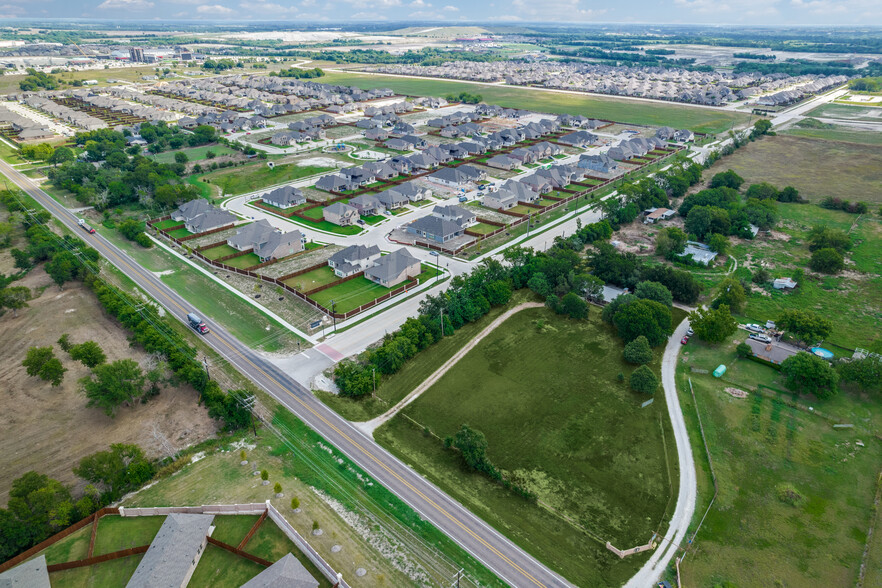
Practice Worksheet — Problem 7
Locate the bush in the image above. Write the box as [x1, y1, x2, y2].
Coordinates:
[736, 342, 753, 358]
[775, 482, 806, 507]
[629, 365, 659, 395]
[810, 247, 844, 274]
[261, 470, 268, 481]
[273, 482, 282, 494]
[623, 336, 653, 365]
[291, 497, 300, 509]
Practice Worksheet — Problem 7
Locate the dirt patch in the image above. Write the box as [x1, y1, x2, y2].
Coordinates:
[0, 268, 218, 504]
[724, 387, 749, 399]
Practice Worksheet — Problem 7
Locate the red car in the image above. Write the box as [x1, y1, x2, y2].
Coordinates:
[681, 336, 689, 345]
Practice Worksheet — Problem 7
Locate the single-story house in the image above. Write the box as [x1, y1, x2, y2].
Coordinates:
[323, 202, 360, 226]
[239, 553, 319, 588]
[390, 181, 431, 202]
[578, 154, 619, 174]
[340, 167, 375, 187]
[364, 128, 389, 141]
[263, 185, 305, 209]
[429, 165, 485, 188]
[126, 513, 215, 588]
[328, 244, 381, 277]
[376, 190, 409, 210]
[746, 338, 798, 365]
[483, 189, 518, 210]
[678, 241, 718, 266]
[364, 248, 422, 287]
[485, 154, 520, 171]
[433, 204, 476, 228]
[172, 199, 213, 222]
[385, 138, 412, 151]
[184, 209, 237, 234]
[643, 207, 676, 224]
[502, 180, 540, 204]
[558, 130, 597, 148]
[406, 215, 464, 243]
[316, 174, 357, 193]
[227, 219, 304, 261]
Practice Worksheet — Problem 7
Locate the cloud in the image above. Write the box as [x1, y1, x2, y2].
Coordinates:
[196, 3, 234, 13]
[441, 4, 458, 10]
[510, 0, 604, 21]
[97, 0, 154, 9]
[409, 0, 430, 5]
[238, 0, 298, 13]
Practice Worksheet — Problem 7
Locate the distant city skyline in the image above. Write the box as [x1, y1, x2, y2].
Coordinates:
[2, 1, 882, 26]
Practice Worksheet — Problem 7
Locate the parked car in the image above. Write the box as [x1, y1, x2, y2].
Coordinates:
[686, 328, 694, 336]
[681, 336, 689, 345]
[356, 219, 366, 225]
[749, 333, 773, 344]
[458, 195, 468, 202]
[745, 323, 764, 333]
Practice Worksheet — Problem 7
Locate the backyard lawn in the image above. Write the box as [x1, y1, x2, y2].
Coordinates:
[375, 306, 679, 587]
[152, 218, 184, 230]
[200, 243, 239, 260]
[309, 276, 398, 313]
[93, 515, 166, 555]
[468, 222, 499, 235]
[282, 265, 339, 292]
[188, 544, 266, 588]
[223, 252, 262, 269]
[318, 71, 750, 133]
[47, 554, 144, 587]
[167, 227, 194, 239]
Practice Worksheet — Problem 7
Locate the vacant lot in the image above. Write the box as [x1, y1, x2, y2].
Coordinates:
[783, 125, 882, 146]
[319, 71, 749, 134]
[704, 135, 882, 203]
[0, 268, 218, 504]
[676, 338, 882, 587]
[807, 102, 882, 122]
[191, 162, 334, 197]
[147, 144, 237, 164]
[376, 306, 679, 587]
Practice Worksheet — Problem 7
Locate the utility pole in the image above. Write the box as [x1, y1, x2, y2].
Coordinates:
[451, 568, 463, 588]
[242, 394, 258, 437]
[330, 300, 337, 332]
[202, 356, 210, 380]
[372, 367, 376, 395]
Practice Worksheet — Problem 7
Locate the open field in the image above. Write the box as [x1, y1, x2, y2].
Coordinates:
[676, 337, 882, 587]
[318, 71, 750, 134]
[704, 135, 882, 203]
[783, 125, 882, 146]
[147, 144, 237, 164]
[806, 102, 882, 122]
[375, 305, 680, 587]
[0, 266, 218, 504]
[191, 162, 334, 197]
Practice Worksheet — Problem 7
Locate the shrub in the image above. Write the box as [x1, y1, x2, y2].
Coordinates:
[810, 247, 844, 274]
[736, 342, 753, 358]
[273, 482, 282, 494]
[291, 497, 300, 509]
[629, 365, 659, 395]
[623, 336, 653, 365]
[260, 469, 268, 481]
[775, 482, 806, 507]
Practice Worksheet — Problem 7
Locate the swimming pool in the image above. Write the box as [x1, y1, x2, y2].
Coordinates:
[811, 347, 834, 359]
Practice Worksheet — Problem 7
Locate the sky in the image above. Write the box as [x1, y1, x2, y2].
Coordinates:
[2, 0, 882, 26]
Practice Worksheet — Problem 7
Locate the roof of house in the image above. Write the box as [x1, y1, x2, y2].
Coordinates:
[264, 185, 305, 207]
[187, 209, 237, 233]
[329, 244, 381, 266]
[254, 229, 303, 260]
[486, 154, 518, 167]
[174, 199, 213, 220]
[365, 248, 420, 283]
[126, 513, 215, 588]
[407, 215, 463, 238]
[0, 554, 51, 588]
[228, 219, 275, 249]
[348, 194, 381, 209]
[434, 204, 474, 222]
[239, 553, 319, 588]
[324, 202, 358, 217]
[774, 277, 798, 288]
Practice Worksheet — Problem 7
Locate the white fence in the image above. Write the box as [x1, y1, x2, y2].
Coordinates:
[119, 502, 349, 587]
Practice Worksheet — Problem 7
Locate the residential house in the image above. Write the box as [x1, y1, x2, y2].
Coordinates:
[316, 174, 356, 193]
[182, 208, 236, 234]
[520, 173, 553, 194]
[405, 215, 465, 243]
[390, 181, 431, 202]
[385, 138, 411, 151]
[578, 153, 619, 174]
[509, 147, 537, 164]
[424, 146, 453, 164]
[364, 248, 422, 287]
[483, 189, 518, 210]
[643, 207, 676, 224]
[340, 167, 376, 187]
[376, 190, 409, 210]
[485, 154, 519, 171]
[387, 156, 413, 175]
[263, 185, 305, 209]
[0, 555, 50, 588]
[327, 244, 381, 277]
[364, 127, 389, 141]
[433, 204, 476, 228]
[348, 194, 383, 216]
[459, 141, 486, 155]
[227, 219, 304, 261]
[172, 199, 213, 223]
[408, 153, 439, 170]
[239, 553, 319, 588]
[502, 180, 540, 203]
[558, 130, 597, 148]
[126, 513, 215, 588]
[400, 134, 428, 149]
[362, 161, 397, 180]
[323, 202, 360, 226]
[678, 241, 718, 266]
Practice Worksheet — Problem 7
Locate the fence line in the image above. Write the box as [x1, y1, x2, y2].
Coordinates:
[46, 545, 149, 573]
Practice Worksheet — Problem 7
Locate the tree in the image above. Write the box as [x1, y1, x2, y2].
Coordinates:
[49, 146, 75, 166]
[707, 233, 730, 255]
[778, 186, 800, 203]
[839, 358, 882, 392]
[601, 293, 636, 324]
[810, 247, 844, 274]
[0, 286, 31, 317]
[559, 292, 588, 319]
[711, 278, 746, 313]
[82, 359, 146, 416]
[444, 424, 495, 476]
[634, 281, 673, 307]
[173, 151, 189, 164]
[689, 304, 738, 344]
[736, 342, 752, 358]
[39, 358, 66, 386]
[709, 169, 744, 190]
[752, 267, 770, 284]
[261, 470, 269, 481]
[780, 352, 839, 398]
[655, 226, 687, 258]
[745, 182, 779, 201]
[753, 118, 773, 136]
[73, 444, 154, 500]
[291, 497, 300, 509]
[629, 365, 659, 394]
[613, 299, 672, 347]
[623, 336, 653, 365]
[45, 250, 79, 290]
[69, 341, 106, 368]
[274, 482, 282, 494]
[685, 205, 731, 240]
[22, 345, 66, 386]
[527, 272, 551, 298]
[808, 225, 851, 253]
[777, 309, 832, 345]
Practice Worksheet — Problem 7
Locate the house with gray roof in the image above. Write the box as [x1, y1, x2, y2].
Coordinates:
[433, 204, 476, 228]
[376, 190, 409, 210]
[501, 180, 540, 204]
[389, 181, 431, 202]
[172, 199, 213, 223]
[185, 209, 237, 234]
[323, 202, 359, 226]
[239, 553, 319, 588]
[364, 127, 389, 141]
[483, 188, 518, 210]
[263, 185, 305, 209]
[0, 554, 50, 588]
[328, 244, 381, 277]
[408, 153, 439, 170]
[578, 153, 619, 174]
[406, 215, 464, 243]
[385, 138, 411, 151]
[429, 165, 485, 188]
[348, 194, 383, 216]
[126, 513, 215, 588]
[316, 174, 356, 193]
[226, 219, 304, 260]
[485, 154, 519, 171]
[678, 241, 718, 266]
[558, 130, 597, 148]
[364, 248, 421, 287]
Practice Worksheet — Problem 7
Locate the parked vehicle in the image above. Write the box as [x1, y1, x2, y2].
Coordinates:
[458, 195, 468, 202]
[749, 333, 772, 344]
[357, 219, 366, 225]
[681, 336, 689, 345]
[745, 323, 764, 333]
[686, 328, 694, 336]
[187, 313, 209, 334]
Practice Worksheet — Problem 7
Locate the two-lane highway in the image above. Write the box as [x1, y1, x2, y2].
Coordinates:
[0, 160, 573, 587]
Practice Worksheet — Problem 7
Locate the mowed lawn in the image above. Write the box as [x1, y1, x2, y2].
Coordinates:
[192, 163, 334, 196]
[148, 144, 237, 164]
[200, 243, 239, 260]
[309, 276, 399, 313]
[319, 71, 749, 133]
[704, 134, 882, 203]
[676, 345, 882, 587]
[152, 218, 184, 230]
[282, 265, 339, 292]
[375, 306, 678, 587]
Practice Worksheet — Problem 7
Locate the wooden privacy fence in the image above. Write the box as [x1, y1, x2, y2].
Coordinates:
[207, 536, 273, 567]
[46, 545, 149, 573]
[0, 507, 120, 574]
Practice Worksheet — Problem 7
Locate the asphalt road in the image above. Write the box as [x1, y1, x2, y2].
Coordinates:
[0, 160, 573, 587]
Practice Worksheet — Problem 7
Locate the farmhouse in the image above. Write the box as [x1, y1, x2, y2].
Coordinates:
[643, 207, 676, 224]
[240, 553, 319, 588]
[328, 244, 381, 277]
[323, 202, 360, 226]
[126, 513, 215, 588]
[263, 185, 305, 209]
[364, 248, 422, 287]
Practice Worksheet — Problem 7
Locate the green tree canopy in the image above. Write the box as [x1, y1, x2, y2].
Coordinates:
[69, 341, 106, 368]
[810, 247, 844, 274]
[623, 336, 653, 365]
[0, 286, 31, 317]
[709, 169, 744, 190]
[82, 359, 146, 416]
[444, 424, 496, 476]
[777, 309, 832, 344]
[711, 278, 746, 313]
[613, 298, 672, 347]
[629, 365, 659, 395]
[689, 304, 738, 344]
[73, 443, 155, 500]
[655, 226, 688, 258]
[634, 281, 673, 307]
[781, 352, 839, 399]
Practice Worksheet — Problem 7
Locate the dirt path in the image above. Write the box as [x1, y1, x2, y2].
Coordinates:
[355, 302, 544, 436]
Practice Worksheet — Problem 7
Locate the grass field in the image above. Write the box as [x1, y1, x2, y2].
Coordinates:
[283, 265, 339, 291]
[152, 218, 184, 230]
[468, 222, 499, 235]
[200, 243, 239, 260]
[309, 276, 401, 313]
[318, 71, 750, 134]
[223, 252, 262, 269]
[782, 125, 882, 146]
[704, 135, 882, 203]
[148, 144, 237, 164]
[375, 305, 680, 587]
[93, 515, 166, 555]
[806, 102, 882, 122]
[188, 544, 266, 588]
[47, 554, 144, 587]
[191, 162, 334, 197]
[167, 227, 194, 239]
[675, 337, 882, 587]
[39, 525, 91, 565]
